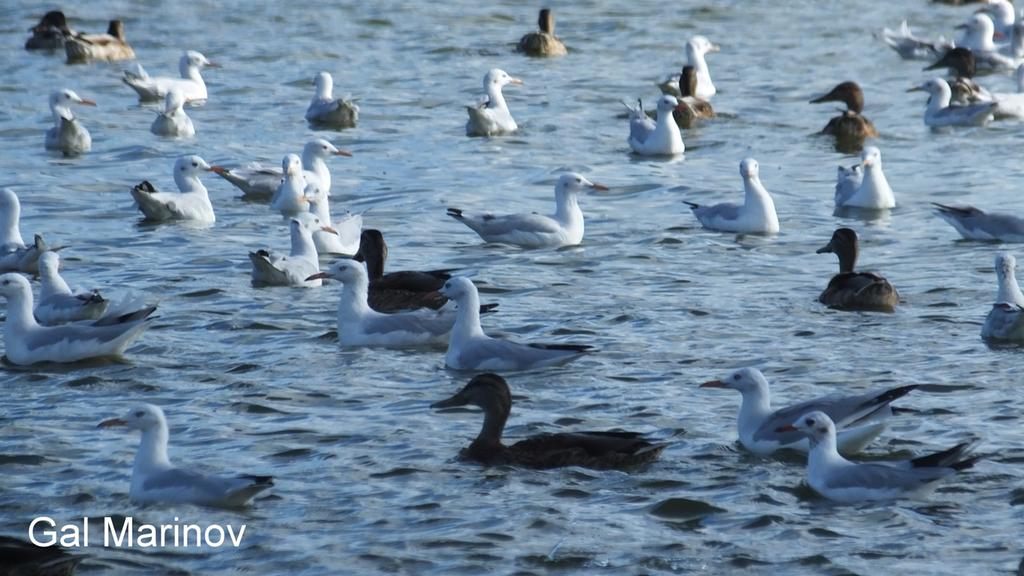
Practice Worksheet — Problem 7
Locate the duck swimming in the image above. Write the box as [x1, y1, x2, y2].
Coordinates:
[672, 66, 714, 129]
[466, 68, 523, 137]
[45, 89, 95, 157]
[65, 19, 135, 63]
[355, 229, 456, 312]
[517, 8, 567, 57]
[816, 228, 899, 312]
[924, 48, 993, 106]
[432, 373, 666, 469]
[25, 11, 72, 51]
[661, 36, 719, 100]
[809, 81, 878, 148]
[982, 252, 1024, 341]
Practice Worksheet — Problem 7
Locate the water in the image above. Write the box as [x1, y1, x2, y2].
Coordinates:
[2, 0, 1023, 573]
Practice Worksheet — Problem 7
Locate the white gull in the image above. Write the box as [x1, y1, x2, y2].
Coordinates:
[627, 95, 685, 156]
[123, 50, 217, 103]
[833, 146, 895, 209]
[466, 68, 523, 137]
[0, 189, 50, 274]
[306, 71, 359, 129]
[213, 139, 350, 201]
[249, 215, 331, 287]
[982, 252, 1024, 341]
[130, 156, 216, 223]
[685, 158, 779, 234]
[34, 251, 108, 325]
[908, 78, 997, 127]
[45, 88, 94, 156]
[933, 203, 1024, 242]
[150, 89, 195, 138]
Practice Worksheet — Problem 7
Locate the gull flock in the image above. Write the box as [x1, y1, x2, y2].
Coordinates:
[8, 4, 1024, 534]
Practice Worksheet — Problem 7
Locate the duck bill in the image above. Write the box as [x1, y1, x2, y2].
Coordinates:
[305, 272, 330, 281]
[333, 150, 353, 157]
[98, 418, 126, 428]
[815, 242, 834, 254]
[699, 380, 727, 388]
[431, 395, 467, 409]
[589, 182, 609, 191]
[923, 59, 946, 71]
[775, 424, 797, 433]
[906, 86, 924, 93]
[809, 93, 832, 104]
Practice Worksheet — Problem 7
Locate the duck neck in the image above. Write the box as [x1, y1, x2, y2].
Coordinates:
[40, 265, 72, 298]
[133, 424, 172, 474]
[452, 290, 485, 341]
[486, 84, 508, 111]
[302, 151, 331, 193]
[998, 268, 1024, 306]
[835, 243, 858, 274]
[173, 170, 207, 195]
[471, 401, 509, 451]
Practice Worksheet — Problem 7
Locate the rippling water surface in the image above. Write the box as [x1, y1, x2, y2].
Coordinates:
[3, 0, 1024, 574]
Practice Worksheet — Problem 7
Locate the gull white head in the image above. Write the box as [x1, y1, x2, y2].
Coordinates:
[293, 212, 337, 236]
[556, 173, 608, 196]
[38, 250, 60, 275]
[860, 146, 883, 169]
[657, 94, 681, 114]
[439, 276, 476, 302]
[957, 13, 998, 51]
[778, 410, 836, 447]
[182, 50, 216, 70]
[995, 252, 1024, 305]
[908, 78, 952, 107]
[303, 138, 353, 160]
[699, 367, 770, 397]
[49, 88, 96, 120]
[484, 68, 523, 90]
[307, 258, 367, 284]
[98, 403, 167, 432]
[174, 155, 212, 176]
[283, 153, 302, 177]
[0, 189, 22, 242]
[0, 272, 32, 301]
[314, 71, 334, 98]
[686, 35, 720, 58]
[977, 0, 1015, 32]
[739, 158, 759, 179]
[164, 89, 187, 113]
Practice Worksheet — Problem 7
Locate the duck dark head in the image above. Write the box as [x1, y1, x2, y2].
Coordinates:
[925, 47, 976, 78]
[678, 66, 698, 99]
[816, 227, 859, 273]
[538, 8, 555, 34]
[431, 373, 511, 411]
[33, 10, 69, 33]
[810, 81, 865, 114]
[107, 20, 126, 40]
[354, 229, 387, 279]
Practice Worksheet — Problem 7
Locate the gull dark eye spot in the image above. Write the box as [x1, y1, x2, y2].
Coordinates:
[180, 166, 186, 171]
[733, 374, 740, 380]
[191, 162, 198, 168]
[135, 410, 144, 418]
[804, 418, 814, 427]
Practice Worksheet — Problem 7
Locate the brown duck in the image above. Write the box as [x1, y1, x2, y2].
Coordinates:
[673, 66, 715, 129]
[925, 48, 991, 106]
[432, 373, 667, 470]
[816, 228, 899, 312]
[809, 82, 878, 148]
[517, 9, 567, 57]
[354, 229, 454, 312]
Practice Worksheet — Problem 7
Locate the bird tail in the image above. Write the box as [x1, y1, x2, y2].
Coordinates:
[909, 441, 980, 470]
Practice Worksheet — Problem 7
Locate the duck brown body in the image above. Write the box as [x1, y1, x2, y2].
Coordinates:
[433, 374, 666, 470]
[816, 228, 899, 312]
[517, 9, 567, 57]
[810, 82, 877, 151]
[356, 229, 454, 312]
[673, 66, 714, 129]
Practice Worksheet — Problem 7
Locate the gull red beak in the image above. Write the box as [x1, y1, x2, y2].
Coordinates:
[775, 424, 797, 433]
[209, 166, 229, 175]
[205, 62, 220, 68]
[333, 150, 353, 157]
[98, 418, 126, 428]
[699, 380, 727, 388]
[79, 98, 97, 107]
[321, 226, 338, 235]
[306, 272, 330, 281]
[590, 182, 609, 191]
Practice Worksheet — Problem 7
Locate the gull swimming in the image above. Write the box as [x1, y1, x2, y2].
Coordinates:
[150, 89, 195, 138]
[123, 50, 218, 103]
[933, 203, 1024, 241]
[0, 189, 50, 274]
[809, 81, 878, 144]
[307, 260, 456, 347]
[99, 404, 273, 508]
[879, 21, 953, 60]
[213, 139, 351, 201]
[306, 71, 359, 129]
[130, 156, 216, 223]
[700, 367, 916, 456]
[908, 78, 996, 127]
[990, 63, 1024, 119]
[981, 252, 1024, 341]
[466, 68, 523, 137]
[0, 273, 155, 365]
[270, 155, 310, 215]
[446, 173, 607, 248]
[925, 48, 998, 107]
[661, 36, 720, 100]
[626, 95, 685, 156]
[817, 228, 899, 312]
[977, 0, 1017, 39]
[45, 88, 94, 156]
[685, 158, 779, 234]
[64, 20, 134, 63]
[432, 374, 666, 469]
[25, 11, 73, 50]
[249, 216, 331, 287]
[354, 229, 456, 312]
[955, 13, 1018, 71]
[517, 8, 567, 57]
[833, 146, 895, 210]
[440, 277, 592, 371]
[777, 411, 979, 503]
[34, 252, 108, 325]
